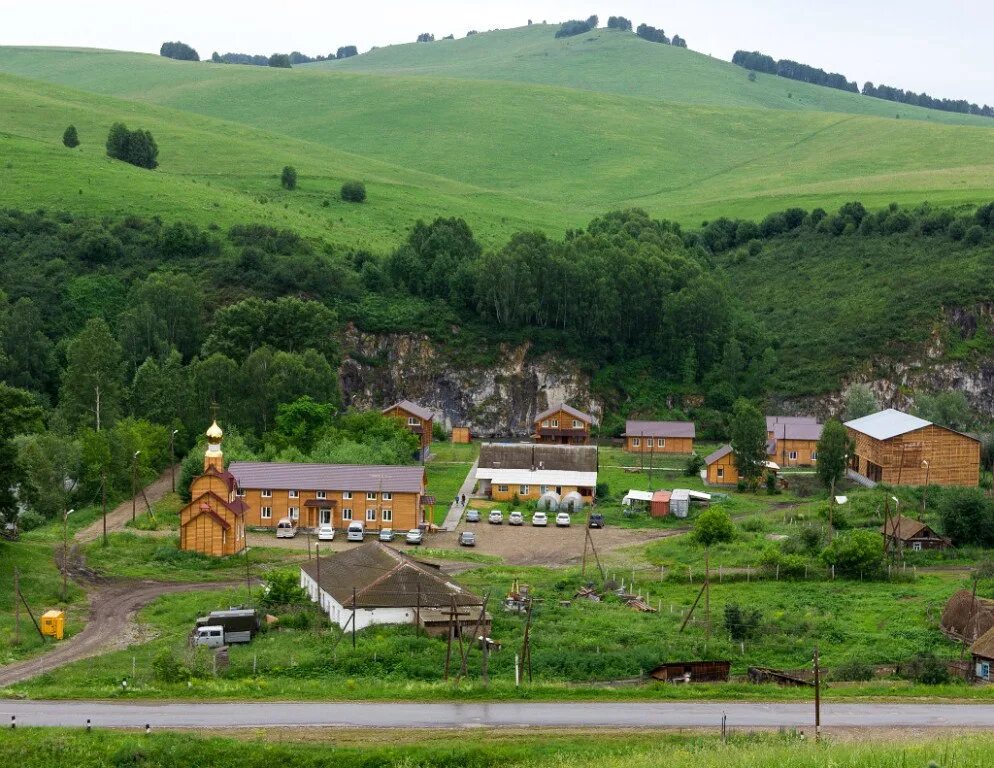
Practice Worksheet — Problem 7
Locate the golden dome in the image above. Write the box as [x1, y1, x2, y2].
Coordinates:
[206, 420, 223, 441]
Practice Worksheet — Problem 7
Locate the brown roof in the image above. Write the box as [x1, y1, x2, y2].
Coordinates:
[704, 445, 733, 465]
[382, 400, 434, 421]
[880, 514, 931, 541]
[623, 421, 696, 439]
[971, 626, 994, 660]
[535, 403, 594, 425]
[228, 461, 425, 494]
[200, 464, 238, 493]
[766, 415, 818, 431]
[300, 541, 481, 609]
[478, 442, 598, 472]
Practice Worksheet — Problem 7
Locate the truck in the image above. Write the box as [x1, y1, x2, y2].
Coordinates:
[193, 608, 259, 646]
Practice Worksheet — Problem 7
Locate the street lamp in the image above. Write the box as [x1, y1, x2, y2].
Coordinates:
[131, 450, 141, 522]
[62, 508, 75, 601]
[921, 460, 930, 514]
[170, 430, 179, 493]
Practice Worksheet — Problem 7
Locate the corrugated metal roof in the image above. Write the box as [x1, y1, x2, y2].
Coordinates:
[476, 468, 598, 487]
[623, 490, 655, 503]
[382, 400, 434, 421]
[703, 445, 733, 465]
[228, 461, 425, 493]
[534, 402, 594, 424]
[478, 443, 598, 472]
[766, 415, 819, 430]
[771, 422, 823, 441]
[844, 409, 932, 441]
[623, 420, 696, 438]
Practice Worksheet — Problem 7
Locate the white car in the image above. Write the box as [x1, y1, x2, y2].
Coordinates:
[488, 510, 504, 525]
[405, 528, 424, 545]
[555, 512, 572, 527]
[276, 518, 297, 538]
[508, 511, 524, 526]
[532, 511, 548, 527]
[317, 524, 335, 541]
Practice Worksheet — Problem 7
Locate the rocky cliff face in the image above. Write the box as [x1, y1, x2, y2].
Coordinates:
[780, 303, 994, 420]
[339, 327, 601, 436]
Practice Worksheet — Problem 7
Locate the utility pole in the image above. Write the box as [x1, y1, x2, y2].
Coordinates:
[170, 429, 179, 493]
[244, 545, 251, 601]
[352, 587, 357, 649]
[13, 567, 20, 646]
[813, 646, 822, 742]
[705, 548, 711, 641]
[415, 583, 421, 637]
[131, 450, 141, 521]
[921, 460, 930, 514]
[101, 466, 108, 547]
[61, 508, 75, 601]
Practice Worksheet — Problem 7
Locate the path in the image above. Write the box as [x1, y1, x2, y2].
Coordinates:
[439, 459, 478, 531]
[0, 579, 239, 688]
[6, 700, 994, 729]
[76, 465, 179, 543]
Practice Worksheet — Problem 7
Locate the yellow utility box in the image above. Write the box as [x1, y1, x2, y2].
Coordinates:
[41, 610, 65, 640]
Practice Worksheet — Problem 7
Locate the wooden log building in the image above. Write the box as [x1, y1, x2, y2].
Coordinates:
[766, 416, 822, 467]
[475, 442, 598, 505]
[533, 403, 594, 445]
[622, 420, 695, 454]
[382, 400, 434, 458]
[880, 514, 951, 552]
[845, 409, 980, 487]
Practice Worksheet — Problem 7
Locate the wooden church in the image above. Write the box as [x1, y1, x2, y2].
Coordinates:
[179, 420, 248, 557]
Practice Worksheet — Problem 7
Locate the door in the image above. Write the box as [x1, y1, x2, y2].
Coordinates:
[319, 508, 331, 525]
[982, 662, 991, 680]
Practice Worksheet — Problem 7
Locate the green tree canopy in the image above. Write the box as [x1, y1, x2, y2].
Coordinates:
[914, 391, 973, 431]
[730, 398, 767, 486]
[62, 125, 80, 148]
[844, 384, 879, 420]
[59, 317, 125, 431]
[816, 419, 852, 494]
[693, 507, 735, 548]
[820, 529, 884, 576]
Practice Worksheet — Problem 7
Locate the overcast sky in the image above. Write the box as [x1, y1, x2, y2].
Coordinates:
[5, 0, 993, 104]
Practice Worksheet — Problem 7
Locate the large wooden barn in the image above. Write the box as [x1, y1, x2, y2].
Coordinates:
[622, 420, 695, 454]
[845, 409, 980, 487]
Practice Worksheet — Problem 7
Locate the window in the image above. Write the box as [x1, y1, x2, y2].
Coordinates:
[498, 484, 509, 493]
[788, 451, 798, 461]
[289, 507, 299, 521]
[572, 419, 581, 429]
[236, 487, 245, 497]
[551, 419, 559, 428]
[343, 491, 352, 500]
[811, 451, 818, 461]
[632, 438, 641, 448]
[982, 661, 991, 680]
[382, 492, 392, 501]
[261, 489, 272, 498]
[342, 508, 353, 520]
[382, 508, 393, 522]
[366, 491, 377, 500]
[407, 416, 419, 426]
[288, 489, 299, 498]
[316, 490, 326, 500]
[912, 541, 923, 552]
[261, 506, 273, 520]
[519, 485, 529, 495]
[540, 485, 549, 494]
[716, 468, 724, 479]
[658, 438, 666, 448]
[366, 508, 376, 521]
[646, 438, 654, 448]
[542, 419, 550, 427]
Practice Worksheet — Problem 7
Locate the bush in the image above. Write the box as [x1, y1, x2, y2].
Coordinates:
[595, 481, 610, 499]
[341, 180, 366, 203]
[16, 509, 46, 531]
[820, 529, 883, 577]
[831, 658, 876, 682]
[964, 224, 985, 245]
[62, 125, 80, 148]
[723, 603, 762, 641]
[938, 487, 994, 546]
[268, 53, 292, 68]
[261, 569, 309, 609]
[106, 123, 159, 169]
[694, 508, 735, 547]
[760, 547, 808, 578]
[152, 649, 190, 682]
[281, 165, 298, 190]
[901, 652, 951, 685]
[684, 453, 704, 476]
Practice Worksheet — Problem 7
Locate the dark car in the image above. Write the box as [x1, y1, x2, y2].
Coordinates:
[459, 531, 476, 547]
[588, 513, 605, 529]
[465, 509, 481, 523]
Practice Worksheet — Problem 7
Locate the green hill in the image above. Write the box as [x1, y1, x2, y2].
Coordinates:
[1, 45, 994, 247]
[315, 24, 992, 127]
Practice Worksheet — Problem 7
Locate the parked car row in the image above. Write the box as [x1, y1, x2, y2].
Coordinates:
[465, 509, 604, 528]
[276, 519, 425, 546]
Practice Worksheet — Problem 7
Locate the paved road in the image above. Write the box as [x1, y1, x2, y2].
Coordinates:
[5, 700, 994, 729]
[0, 581, 239, 688]
[439, 459, 478, 531]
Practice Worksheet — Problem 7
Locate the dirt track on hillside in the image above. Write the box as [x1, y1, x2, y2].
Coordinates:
[0, 579, 238, 688]
[76, 466, 179, 543]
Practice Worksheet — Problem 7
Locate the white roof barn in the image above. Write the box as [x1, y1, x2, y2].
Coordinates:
[844, 409, 932, 441]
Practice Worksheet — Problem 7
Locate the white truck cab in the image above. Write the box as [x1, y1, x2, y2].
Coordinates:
[193, 625, 225, 648]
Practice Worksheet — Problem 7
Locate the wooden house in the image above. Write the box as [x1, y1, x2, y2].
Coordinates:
[533, 403, 594, 445]
[649, 660, 731, 683]
[300, 541, 486, 633]
[622, 421, 695, 454]
[845, 409, 980, 487]
[970, 627, 994, 682]
[382, 400, 434, 458]
[766, 417, 823, 468]
[228, 460, 429, 532]
[703, 445, 738, 485]
[475, 442, 597, 507]
[451, 426, 471, 444]
[179, 421, 247, 557]
[880, 514, 951, 552]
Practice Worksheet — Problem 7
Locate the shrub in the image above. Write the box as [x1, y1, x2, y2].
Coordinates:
[106, 123, 159, 169]
[964, 224, 985, 245]
[341, 180, 367, 203]
[694, 508, 735, 547]
[281, 165, 298, 190]
[595, 481, 610, 499]
[261, 569, 309, 609]
[820, 529, 884, 577]
[831, 658, 876, 682]
[760, 547, 808, 578]
[152, 649, 190, 682]
[16, 509, 46, 531]
[938, 487, 994, 546]
[62, 125, 80, 148]
[901, 652, 951, 685]
[684, 453, 704, 476]
[723, 603, 762, 640]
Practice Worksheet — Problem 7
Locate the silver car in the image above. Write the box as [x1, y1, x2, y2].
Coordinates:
[405, 528, 424, 545]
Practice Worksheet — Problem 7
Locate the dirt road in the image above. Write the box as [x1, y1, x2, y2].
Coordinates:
[0, 579, 236, 688]
[76, 466, 179, 543]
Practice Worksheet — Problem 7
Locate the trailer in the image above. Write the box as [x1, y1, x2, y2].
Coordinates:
[195, 608, 259, 644]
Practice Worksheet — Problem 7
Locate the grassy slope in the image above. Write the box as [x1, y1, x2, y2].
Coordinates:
[318, 25, 993, 127]
[1, 47, 993, 241]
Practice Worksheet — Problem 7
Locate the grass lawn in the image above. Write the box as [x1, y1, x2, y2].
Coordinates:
[7, 729, 994, 768]
[426, 441, 478, 524]
[127, 493, 182, 532]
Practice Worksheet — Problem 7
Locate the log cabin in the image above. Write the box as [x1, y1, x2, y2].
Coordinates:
[475, 442, 598, 508]
[382, 400, 434, 458]
[533, 403, 594, 445]
[845, 409, 980, 487]
[179, 421, 247, 557]
[880, 514, 951, 552]
[703, 444, 738, 485]
[228, 460, 429, 532]
[767, 419, 823, 468]
[622, 420, 695, 454]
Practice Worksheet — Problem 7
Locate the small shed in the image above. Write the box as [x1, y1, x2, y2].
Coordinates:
[452, 427, 471, 444]
[881, 514, 951, 552]
[649, 660, 731, 683]
[650, 490, 671, 518]
[622, 490, 653, 507]
[670, 489, 690, 518]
